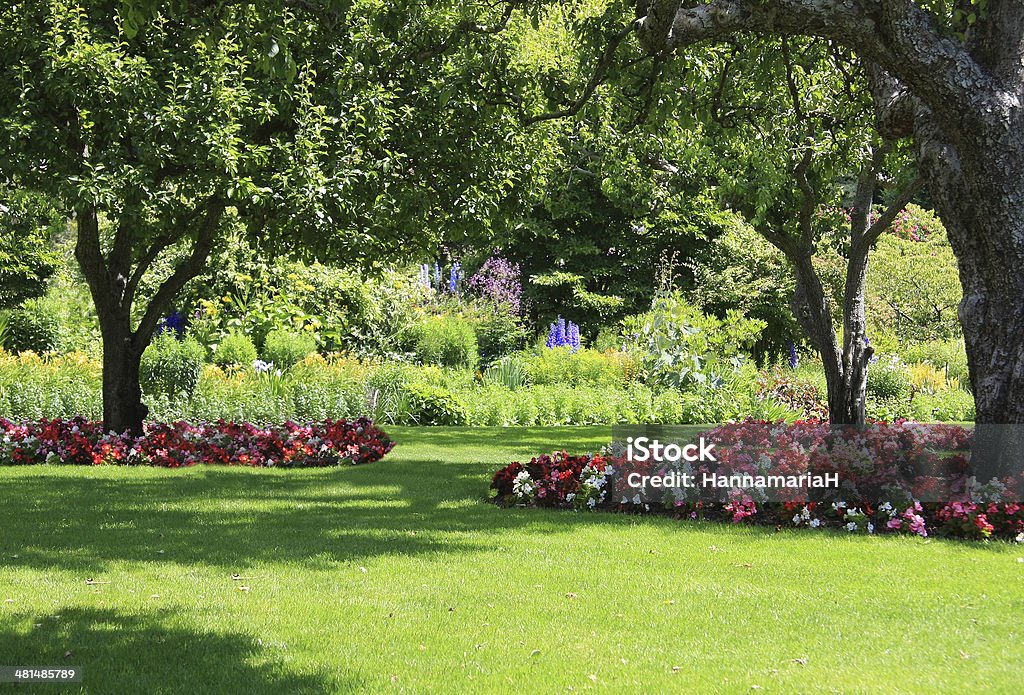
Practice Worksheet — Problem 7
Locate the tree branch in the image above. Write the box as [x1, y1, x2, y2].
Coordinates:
[863, 174, 925, 247]
[638, 0, 1007, 143]
[132, 198, 225, 351]
[520, 22, 638, 125]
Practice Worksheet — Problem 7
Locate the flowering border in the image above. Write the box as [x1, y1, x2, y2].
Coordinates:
[0, 417, 394, 468]
[491, 421, 1024, 542]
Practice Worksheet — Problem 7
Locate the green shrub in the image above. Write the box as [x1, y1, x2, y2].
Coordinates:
[523, 347, 635, 388]
[0, 351, 102, 420]
[1, 306, 60, 353]
[621, 293, 765, 389]
[262, 328, 317, 369]
[867, 355, 912, 400]
[140, 333, 206, 398]
[412, 316, 478, 369]
[902, 339, 969, 385]
[474, 309, 527, 362]
[911, 389, 975, 422]
[213, 331, 257, 369]
[403, 383, 468, 425]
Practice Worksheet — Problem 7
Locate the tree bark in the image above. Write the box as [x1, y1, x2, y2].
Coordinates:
[101, 322, 148, 435]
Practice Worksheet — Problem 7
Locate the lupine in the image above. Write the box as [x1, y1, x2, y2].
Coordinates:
[788, 343, 799, 370]
[448, 261, 461, 293]
[546, 316, 580, 351]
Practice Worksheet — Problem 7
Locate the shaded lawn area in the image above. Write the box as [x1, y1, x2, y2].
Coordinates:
[0, 426, 1022, 693]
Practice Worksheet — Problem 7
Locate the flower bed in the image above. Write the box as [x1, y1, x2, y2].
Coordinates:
[491, 421, 1024, 541]
[0, 416, 394, 468]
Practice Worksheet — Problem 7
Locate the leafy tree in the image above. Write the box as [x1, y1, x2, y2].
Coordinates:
[0, 1, 533, 433]
[624, 0, 1024, 466]
[0, 190, 60, 310]
[867, 208, 963, 344]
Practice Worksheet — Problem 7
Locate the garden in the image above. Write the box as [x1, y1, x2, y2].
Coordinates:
[2, 1, 1023, 693]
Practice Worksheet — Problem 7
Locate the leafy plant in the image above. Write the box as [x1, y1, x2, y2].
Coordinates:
[482, 356, 531, 390]
[622, 293, 765, 389]
[262, 329, 317, 370]
[411, 316, 479, 369]
[403, 383, 468, 426]
[214, 331, 258, 370]
[140, 333, 206, 398]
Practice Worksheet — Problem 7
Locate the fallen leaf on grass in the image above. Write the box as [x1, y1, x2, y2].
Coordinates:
[85, 578, 110, 585]
[231, 574, 257, 581]
[565, 593, 577, 599]
[237, 585, 250, 593]
[530, 649, 541, 658]
[791, 657, 808, 665]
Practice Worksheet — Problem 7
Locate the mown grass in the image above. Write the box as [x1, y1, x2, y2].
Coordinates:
[1, 426, 1022, 694]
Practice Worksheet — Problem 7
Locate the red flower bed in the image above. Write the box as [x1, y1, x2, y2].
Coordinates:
[0, 416, 394, 468]
[491, 420, 1024, 542]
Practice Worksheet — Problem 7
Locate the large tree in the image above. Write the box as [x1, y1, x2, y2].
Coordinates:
[0, 1, 536, 434]
[626, 1, 1024, 434]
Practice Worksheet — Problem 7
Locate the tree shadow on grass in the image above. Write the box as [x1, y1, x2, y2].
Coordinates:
[5, 425, 985, 577]
[0, 607, 349, 694]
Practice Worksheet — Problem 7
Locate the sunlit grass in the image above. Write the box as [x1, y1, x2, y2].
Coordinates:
[1, 426, 1021, 693]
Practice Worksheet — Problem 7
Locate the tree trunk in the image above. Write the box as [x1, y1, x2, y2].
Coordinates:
[917, 119, 1024, 478]
[101, 323, 148, 436]
[790, 253, 865, 426]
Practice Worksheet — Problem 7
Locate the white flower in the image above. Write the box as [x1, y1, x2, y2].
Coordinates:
[792, 514, 802, 526]
[867, 522, 875, 534]
[845, 522, 858, 532]
[512, 470, 535, 500]
[632, 494, 642, 505]
[809, 519, 821, 528]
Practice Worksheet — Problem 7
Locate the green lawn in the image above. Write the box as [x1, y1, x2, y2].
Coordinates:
[1, 426, 1022, 693]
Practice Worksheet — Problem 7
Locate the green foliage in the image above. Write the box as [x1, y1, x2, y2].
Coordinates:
[686, 220, 799, 358]
[902, 339, 969, 385]
[0, 190, 60, 310]
[213, 332, 257, 370]
[482, 355, 531, 390]
[403, 383, 469, 426]
[262, 329, 317, 370]
[867, 355, 913, 401]
[867, 214, 962, 343]
[911, 389, 975, 423]
[1, 306, 61, 354]
[522, 347, 636, 388]
[0, 351, 101, 420]
[474, 308, 528, 362]
[140, 333, 205, 399]
[622, 293, 765, 389]
[412, 316, 479, 369]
